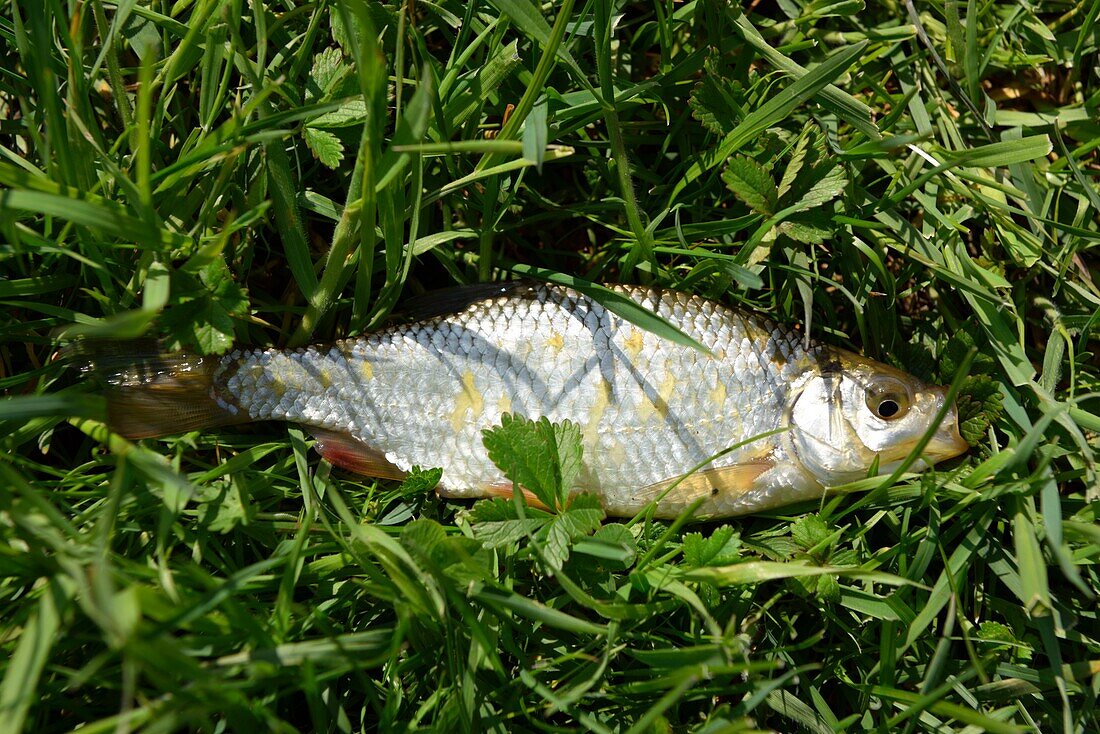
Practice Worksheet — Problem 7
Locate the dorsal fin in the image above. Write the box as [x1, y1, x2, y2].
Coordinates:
[397, 280, 540, 322]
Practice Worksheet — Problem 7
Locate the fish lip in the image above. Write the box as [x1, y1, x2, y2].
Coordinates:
[922, 387, 969, 463]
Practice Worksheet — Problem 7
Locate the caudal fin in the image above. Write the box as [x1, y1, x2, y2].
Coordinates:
[72, 340, 246, 439]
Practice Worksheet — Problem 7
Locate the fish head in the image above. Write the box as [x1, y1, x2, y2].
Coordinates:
[785, 350, 968, 486]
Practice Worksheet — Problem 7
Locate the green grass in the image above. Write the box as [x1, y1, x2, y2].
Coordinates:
[1, 0, 1099, 731]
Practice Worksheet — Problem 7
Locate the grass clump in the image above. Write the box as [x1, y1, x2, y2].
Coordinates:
[1, 0, 1099, 731]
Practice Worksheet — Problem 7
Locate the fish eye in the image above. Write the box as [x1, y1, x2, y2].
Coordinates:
[864, 377, 911, 421]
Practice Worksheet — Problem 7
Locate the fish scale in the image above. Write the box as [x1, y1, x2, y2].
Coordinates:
[212, 285, 811, 515]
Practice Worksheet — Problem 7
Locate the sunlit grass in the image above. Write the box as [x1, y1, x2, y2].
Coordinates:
[1, 1, 1098, 731]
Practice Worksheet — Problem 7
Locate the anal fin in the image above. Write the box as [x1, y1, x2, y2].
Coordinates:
[311, 428, 406, 481]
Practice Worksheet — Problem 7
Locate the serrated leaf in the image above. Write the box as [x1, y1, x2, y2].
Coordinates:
[788, 165, 846, 213]
[689, 73, 744, 136]
[977, 621, 1016, 645]
[396, 466, 442, 495]
[682, 526, 741, 567]
[482, 414, 584, 512]
[469, 497, 550, 523]
[791, 514, 831, 551]
[199, 478, 250, 533]
[307, 47, 347, 102]
[816, 573, 840, 602]
[778, 129, 811, 199]
[939, 328, 997, 378]
[330, 10, 351, 54]
[542, 493, 605, 569]
[957, 375, 1003, 446]
[200, 259, 249, 310]
[470, 516, 548, 549]
[308, 98, 367, 128]
[778, 219, 832, 244]
[303, 127, 344, 169]
[722, 155, 778, 215]
[587, 523, 637, 568]
[162, 260, 248, 354]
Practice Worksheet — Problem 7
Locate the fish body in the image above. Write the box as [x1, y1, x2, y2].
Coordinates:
[100, 284, 968, 518]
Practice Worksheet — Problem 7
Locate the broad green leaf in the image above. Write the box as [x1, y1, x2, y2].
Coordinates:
[307, 47, 351, 102]
[682, 526, 741, 567]
[778, 219, 832, 244]
[395, 466, 443, 495]
[956, 375, 1003, 446]
[482, 414, 583, 511]
[542, 493, 605, 569]
[790, 515, 832, 552]
[307, 98, 367, 128]
[788, 165, 846, 213]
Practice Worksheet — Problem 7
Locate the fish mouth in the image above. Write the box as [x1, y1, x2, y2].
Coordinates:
[921, 388, 969, 464]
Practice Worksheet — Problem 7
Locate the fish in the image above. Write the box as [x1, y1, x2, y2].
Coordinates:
[89, 282, 968, 518]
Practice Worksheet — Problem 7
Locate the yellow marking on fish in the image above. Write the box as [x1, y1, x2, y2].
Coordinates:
[497, 393, 512, 414]
[709, 382, 727, 409]
[360, 360, 374, 381]
[451, 370, 485, 431]
[585, 379, 613, 440]
[546, 331, 565, 352]
[270, 376, 286, 399]
[623, 329, 646, 360]
[318, 370, 332, 388]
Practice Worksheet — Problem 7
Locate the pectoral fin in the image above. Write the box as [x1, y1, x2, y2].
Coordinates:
[481, 481, 553, 512]
[633, 460, 775, 519]
[310, 428, 406, 480]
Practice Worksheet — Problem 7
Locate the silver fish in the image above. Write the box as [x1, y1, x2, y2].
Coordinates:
[98, 283, 967, 517]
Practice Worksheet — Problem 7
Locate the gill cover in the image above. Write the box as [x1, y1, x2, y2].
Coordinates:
[786, 351, 967, 486]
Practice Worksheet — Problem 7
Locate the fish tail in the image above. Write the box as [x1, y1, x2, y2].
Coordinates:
[70, 339, 246, 439]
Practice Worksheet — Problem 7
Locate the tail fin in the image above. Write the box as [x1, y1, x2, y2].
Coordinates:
[70, 339, 246, 439]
